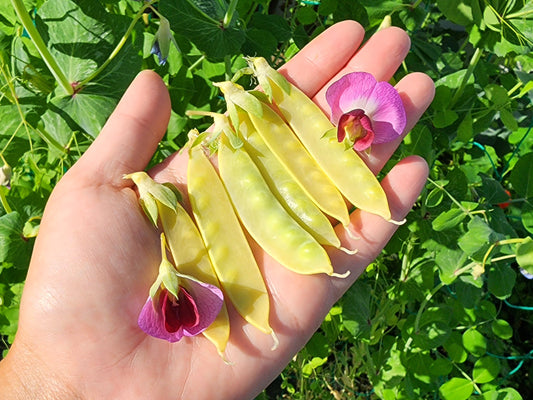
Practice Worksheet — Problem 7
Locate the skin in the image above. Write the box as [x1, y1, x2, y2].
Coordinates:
[0, 21, 434, 400]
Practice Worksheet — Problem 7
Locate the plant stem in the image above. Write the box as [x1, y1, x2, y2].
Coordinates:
[450, 46, 482, 107]
[0, 187, 12, 214]
[482, 238, 525, 269]
[223, 0, 239, 28]
[77, 2, 153, 88]
[413, 281, 444, 334]
[11, 0, 74, 96]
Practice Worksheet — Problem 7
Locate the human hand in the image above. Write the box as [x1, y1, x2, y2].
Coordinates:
[0, 21, 434, 400]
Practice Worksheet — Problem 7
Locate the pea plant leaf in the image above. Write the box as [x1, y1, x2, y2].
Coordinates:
[35, 0, 142, 137]
[510, 152, 533, 199]
[516, 237, 533, 275]
[160, 0, 246, 60]
[0, 212, 33, 267]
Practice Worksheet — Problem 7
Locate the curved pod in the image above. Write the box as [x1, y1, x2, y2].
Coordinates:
[218, 134, 337, 276]
[158, 202, 230, 358]
[216, 81, 350, 227]
[187, 146, 273, 337]
[236, 110, 341, 248]
[251, 58, 392, 221]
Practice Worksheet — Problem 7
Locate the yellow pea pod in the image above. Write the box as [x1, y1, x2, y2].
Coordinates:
[234, 108, 341, 248]
[214, 80, 351, 227]
[249, 57, 393, 222]
[187, 145, 277, 347]
[157, 201, 230, 359]
[218, 133, 346, 278]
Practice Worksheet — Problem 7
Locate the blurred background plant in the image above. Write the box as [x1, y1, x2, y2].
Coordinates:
[0, 0, 532, 398]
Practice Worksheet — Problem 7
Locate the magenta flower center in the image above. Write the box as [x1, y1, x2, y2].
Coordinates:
[337, 109, 375, 151]
[161, 288, 200, 333]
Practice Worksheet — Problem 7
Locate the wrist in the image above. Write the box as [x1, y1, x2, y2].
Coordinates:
[0, 340, 82, 400]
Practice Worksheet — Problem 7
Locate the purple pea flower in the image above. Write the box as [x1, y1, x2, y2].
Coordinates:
[138, 234, 223, 342]
[326, 72, 406, 152]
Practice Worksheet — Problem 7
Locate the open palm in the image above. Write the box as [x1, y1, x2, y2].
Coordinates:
[3, 21, 434, 400]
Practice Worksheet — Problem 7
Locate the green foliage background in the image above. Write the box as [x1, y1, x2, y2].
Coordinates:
[0, 0, 532, 399]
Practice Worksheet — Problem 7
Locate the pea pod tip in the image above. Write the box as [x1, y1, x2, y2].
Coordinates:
[270, 331, 279, 351]
[330, 270, 351, 279]
[387, 218, 406, 225]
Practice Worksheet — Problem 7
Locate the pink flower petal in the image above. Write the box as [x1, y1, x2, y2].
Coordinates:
[326, 72, 379, 123]
[180, 279, 224, 337]
[138, 294, 184, 342]
[138, 281, 223, 342]
[326, 72, 406, 147]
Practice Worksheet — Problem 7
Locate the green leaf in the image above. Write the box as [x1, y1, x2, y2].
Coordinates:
[301, 356, 327, 377]
[341, 281, 371, 340]
[248, 14, 291, 43]
[463, 328, 487, 356]
[500, 108, 519, 132]
[457, 111, 474, 143]
[488, 264, 516, 299]
[444, 332, 468, 363]
[493, 388, 523, 400]
[478, 173, 511, 205]
[435, 248, 467, 284]
[473, 356, 500, 384]
[295, 6, 317, 25]
[425, 187, 444, 208]
[458, 217, 498, 256]
[510, 152, 533, 199]
[432, 109, 458, 128]
[432, 208, 466, 231]
[521, 204, 533, 235]
[412, 320, 451, 350]
[403, 125, 433, 162]
[242, 28, 278, 59]
[515, 237, 533, 275]
[438, 377, 474, 400]
[429, 358, 453, 376]
[37, 0, 142, 137]
[491, 319, 513, 340]
[160, 0, 246, 60]
[0, 212, 33, 267]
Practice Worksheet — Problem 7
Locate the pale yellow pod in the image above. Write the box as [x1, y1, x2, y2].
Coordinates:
[250, 57, 392, 221]
[235, 108, 341, 248]
[218, 134, 339, 277]
[215, 80, 351, 227]
[158, 203, 230, 359]
[187, 145, 276, 342]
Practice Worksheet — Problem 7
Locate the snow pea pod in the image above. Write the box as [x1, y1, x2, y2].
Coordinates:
[218, 133, 347, 278]
[234, 107, 341, 248]
[249, 57, 394, 222]
[187, 145, 277, 346]
[215, 80, 351, 227]
[158, 201, 230, 359]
